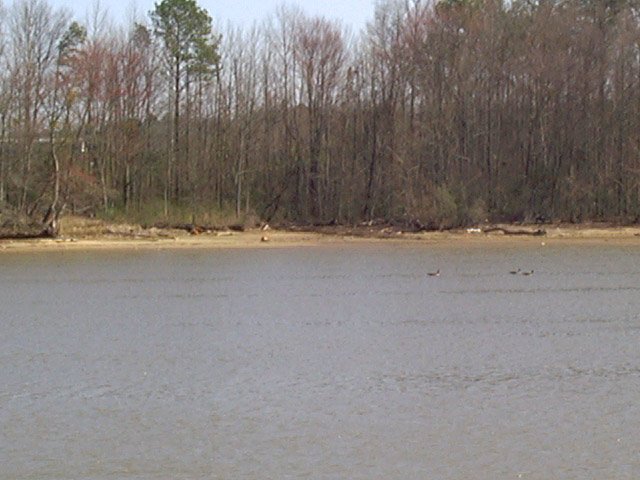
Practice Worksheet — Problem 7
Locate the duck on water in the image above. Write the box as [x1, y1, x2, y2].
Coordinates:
[510, 269, 534, 276]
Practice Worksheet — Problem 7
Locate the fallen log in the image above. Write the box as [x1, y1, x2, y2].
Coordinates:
[0, 229, 57, 240]
[151, 222, 220, 234]
[482, 226, 546, 236]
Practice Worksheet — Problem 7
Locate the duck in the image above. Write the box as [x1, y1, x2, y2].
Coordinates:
[509, 268, 521, 275]
[427, 269, 440, 277]
[521, 270, 534, 276]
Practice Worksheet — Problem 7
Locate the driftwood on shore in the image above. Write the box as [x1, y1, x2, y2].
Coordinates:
[0, 216, 552, 242]
[0, 220, 58, 240]
[150, 222, 254, 234]
[0, 230, 57, 240]
[482, 226, 547, 236]
[151, 222, 221, 234]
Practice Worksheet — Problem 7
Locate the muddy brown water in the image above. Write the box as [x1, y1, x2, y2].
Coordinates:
[1, 244, 640, 479]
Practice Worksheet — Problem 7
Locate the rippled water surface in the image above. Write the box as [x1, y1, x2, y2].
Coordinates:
[2, 243, 640, 479]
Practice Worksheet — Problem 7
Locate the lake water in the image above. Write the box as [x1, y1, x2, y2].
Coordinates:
[1, 243, 640, 479]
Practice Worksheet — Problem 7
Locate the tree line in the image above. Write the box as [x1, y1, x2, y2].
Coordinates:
[2, 0, 640, 234]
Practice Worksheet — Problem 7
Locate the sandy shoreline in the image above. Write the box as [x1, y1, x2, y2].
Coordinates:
[2, 222, 640, 253]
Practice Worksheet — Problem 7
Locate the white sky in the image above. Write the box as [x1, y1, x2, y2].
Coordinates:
[47, 0, 377, 32]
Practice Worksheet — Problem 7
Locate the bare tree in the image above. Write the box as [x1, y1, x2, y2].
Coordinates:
[294, 14, 346, 220]
[8, 0, 68, 220]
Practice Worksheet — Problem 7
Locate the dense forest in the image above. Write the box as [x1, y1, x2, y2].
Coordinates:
[2, 0, 640, 235]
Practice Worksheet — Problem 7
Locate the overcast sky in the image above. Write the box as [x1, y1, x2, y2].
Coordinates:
[46, 0, 377, 32]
